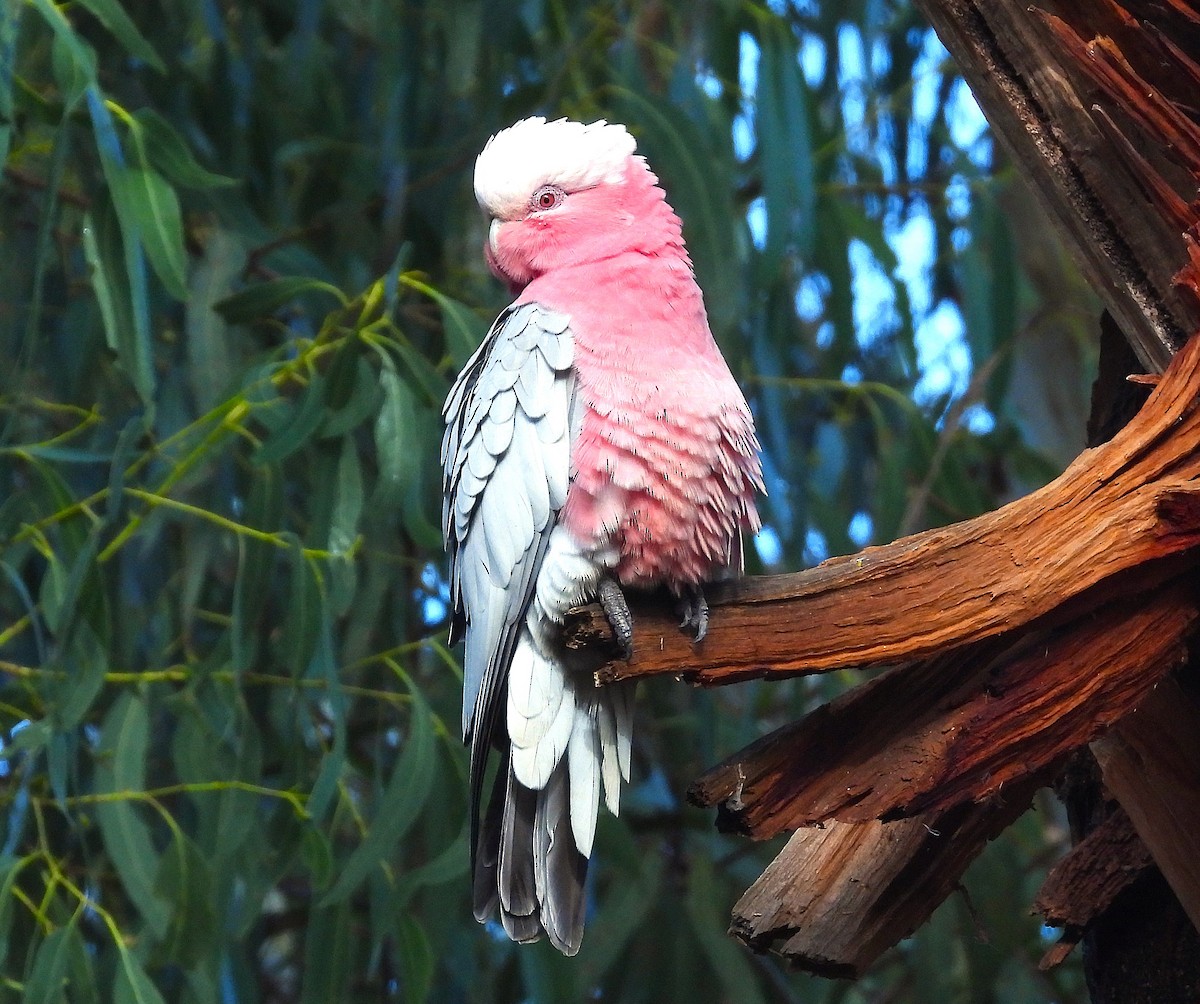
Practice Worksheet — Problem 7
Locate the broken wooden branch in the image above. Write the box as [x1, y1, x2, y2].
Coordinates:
[1034, 807, 1153, 968]
[687, 579, 1196, 836]
[727, 773, 1047, 978]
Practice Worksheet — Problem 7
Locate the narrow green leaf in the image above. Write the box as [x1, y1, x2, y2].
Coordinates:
[687, 857, 768, 1004]
[395, 915, 434, 1004]
[214, 277, 347, 323]
[254, 375, 327, 465]
[231, 465, 282, 672]
[95, 694, 171, 938]
[114, 949, 166, 1004]
[300, 903, 352, 1004]
[28, 0, 98, 88]
[322, 336, 363, 413]
[82, 195, 155, 405]
[575, 840, 660, 988]
[373, 358, 418, 508]
[51, 29, 96, 106]
[321, 357, 382, 438]
[154, 830, 217, 967]
[390, 340, 447, 407]
[757, 18, 816, 277]
[0, 856, 32, 975]
[186, 228, 242, 411]
[305, 608, 345, 823]
[86, 88, 155, 415]
[328, 436, 363, 556]
[52, 622, 109, 734]
[108, 164, 188, 300]
[75, 0, 165, 72]
[132, 109, 237, 188]
[328, 437, 362, 613]
[300, 827, 334, 890]
[321, 684, 435, 905]
[37, 548, 69, 634]
[64, 920, 99, 1004]
[280, 547, 322, 675]
[398, 276, 486, 366]
[25, 923, 76, 1004]
[395, 824, 468, 904]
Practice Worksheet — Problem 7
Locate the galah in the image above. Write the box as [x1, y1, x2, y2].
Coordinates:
[442, 116, 763, 955]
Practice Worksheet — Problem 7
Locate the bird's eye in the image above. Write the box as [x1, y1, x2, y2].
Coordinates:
[531, 186, 564, 211]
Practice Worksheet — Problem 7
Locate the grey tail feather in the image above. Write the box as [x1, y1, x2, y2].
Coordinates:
[536, 759, 587, 955]
[473, 750, 588, 955]
[471, 761, 505, 923]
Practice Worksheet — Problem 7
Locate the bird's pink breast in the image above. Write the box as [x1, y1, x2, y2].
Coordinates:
[519, 255, 762, 590]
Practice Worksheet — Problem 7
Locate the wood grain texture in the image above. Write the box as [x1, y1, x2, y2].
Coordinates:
[688, 581, 1197, 837]
[728, 775, 1046, 976]
[1092, 676, 1200, 931]
[1035, 808, 1153, 929]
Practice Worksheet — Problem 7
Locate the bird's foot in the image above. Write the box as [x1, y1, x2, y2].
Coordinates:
[599, 579, 634, 660]
[677, 585, 709, 643]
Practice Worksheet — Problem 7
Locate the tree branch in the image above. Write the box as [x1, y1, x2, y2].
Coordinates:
[567, 330, 1200, 687]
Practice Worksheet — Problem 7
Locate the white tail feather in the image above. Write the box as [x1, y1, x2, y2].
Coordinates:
[614, 682, 634, 782]
[567, 701, 601, 857]
[596, 696, 622, 815]
[506, 636, 564, 732]
[511, 677, 575, 789]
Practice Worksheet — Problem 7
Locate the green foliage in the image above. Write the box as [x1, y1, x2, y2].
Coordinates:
[0, 0, 1097, 1001]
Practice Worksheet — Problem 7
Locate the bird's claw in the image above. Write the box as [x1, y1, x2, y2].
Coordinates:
[599, 579, 634, 660]
[677, 586, 709, 643]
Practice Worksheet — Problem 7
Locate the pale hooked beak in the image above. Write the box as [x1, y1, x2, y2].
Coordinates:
[488, 218, 501, 256]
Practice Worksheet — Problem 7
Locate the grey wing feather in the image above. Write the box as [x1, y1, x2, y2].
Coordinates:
[441, 301, 576, 884]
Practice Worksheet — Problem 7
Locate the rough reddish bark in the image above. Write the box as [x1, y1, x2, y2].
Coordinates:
[686, 581, 1196, 836]
[727, 775, 1047, 978]
[1034, 808, 1153, 967]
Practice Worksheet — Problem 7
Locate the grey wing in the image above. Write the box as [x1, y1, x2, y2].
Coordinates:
[441, 302, 575, 750]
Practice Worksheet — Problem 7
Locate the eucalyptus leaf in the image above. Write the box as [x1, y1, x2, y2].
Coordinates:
[82, 196, 154, 404]
[133, 108, 237, 188]
[75, 0, 165, 72]
[214, 277, 347, 323]
[24, 921, 77, 1004]
[95, 694, 171, 938]
[114, 950, 167, 1004]
[300, 903, 352, 1004]
[254, 375, 328, 464]
[154, 830, 218, 967]
[107, 164, 188, 300]
[395, 915, 435, 1004]
[320, 684, 436, 905]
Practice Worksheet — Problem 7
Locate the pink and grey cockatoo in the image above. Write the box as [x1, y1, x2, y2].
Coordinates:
[442, 116, 763, 955]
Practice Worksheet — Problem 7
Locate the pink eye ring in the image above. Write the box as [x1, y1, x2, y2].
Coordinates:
[531, 185, 564, 211]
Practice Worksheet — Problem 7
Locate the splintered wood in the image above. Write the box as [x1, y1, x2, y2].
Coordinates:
[730, 776, 1047, 975]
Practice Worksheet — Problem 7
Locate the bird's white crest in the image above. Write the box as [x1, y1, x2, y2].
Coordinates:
[474, 117, 638, 220]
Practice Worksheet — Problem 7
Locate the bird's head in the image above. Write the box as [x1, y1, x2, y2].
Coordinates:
[473, 117, 681, 290]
